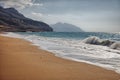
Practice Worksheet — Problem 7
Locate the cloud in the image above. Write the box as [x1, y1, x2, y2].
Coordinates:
[0, 0, 43, 9]
[31, 12, 43, 17]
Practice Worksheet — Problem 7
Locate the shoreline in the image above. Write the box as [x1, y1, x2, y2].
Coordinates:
[4, 32, 120, 74]
[0, 35, 120, 80]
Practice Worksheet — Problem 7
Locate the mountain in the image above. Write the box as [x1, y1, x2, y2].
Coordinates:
[0, 6, 53, 32]
[51, 22, 83, 32]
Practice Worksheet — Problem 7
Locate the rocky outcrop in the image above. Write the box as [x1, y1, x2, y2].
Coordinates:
[0, 6, 53, 32]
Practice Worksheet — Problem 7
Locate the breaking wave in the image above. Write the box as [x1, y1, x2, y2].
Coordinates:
[83, 36, 120, 50]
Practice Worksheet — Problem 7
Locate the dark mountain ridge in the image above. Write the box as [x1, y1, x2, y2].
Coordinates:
[0, 6, 53, 32]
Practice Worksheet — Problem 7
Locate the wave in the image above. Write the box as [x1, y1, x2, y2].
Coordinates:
[83, 36, 120, 50]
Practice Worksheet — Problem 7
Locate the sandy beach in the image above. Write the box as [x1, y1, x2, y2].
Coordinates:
[0, 35, 120, 80]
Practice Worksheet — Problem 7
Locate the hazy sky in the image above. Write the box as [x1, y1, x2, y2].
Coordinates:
[0, 0, 120, 32]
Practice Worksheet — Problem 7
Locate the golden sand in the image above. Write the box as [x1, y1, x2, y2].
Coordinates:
[0, 36, 120, 80]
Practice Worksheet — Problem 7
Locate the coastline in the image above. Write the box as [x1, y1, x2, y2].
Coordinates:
[0, 35, 120, 80]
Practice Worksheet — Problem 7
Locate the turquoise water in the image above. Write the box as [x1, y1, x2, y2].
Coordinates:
[17, 32, 120, 41]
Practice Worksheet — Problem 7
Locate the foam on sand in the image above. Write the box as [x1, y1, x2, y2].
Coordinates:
[1, 32, 120, 74]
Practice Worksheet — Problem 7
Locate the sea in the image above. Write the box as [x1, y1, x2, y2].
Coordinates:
[2, 32, 120, 74]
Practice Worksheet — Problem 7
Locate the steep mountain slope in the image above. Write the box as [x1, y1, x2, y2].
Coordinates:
[0, 6, 53, 32]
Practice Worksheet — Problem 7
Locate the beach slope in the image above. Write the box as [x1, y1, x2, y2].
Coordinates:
[0, 36, 120, 80]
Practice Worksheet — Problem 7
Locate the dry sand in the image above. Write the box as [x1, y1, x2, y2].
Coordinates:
[0, 35, 120, 80]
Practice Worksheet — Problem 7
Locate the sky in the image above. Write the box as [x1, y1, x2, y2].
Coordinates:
[0, 0, 120, 32]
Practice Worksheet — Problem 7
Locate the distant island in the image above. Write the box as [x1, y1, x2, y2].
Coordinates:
[0, 6, 53, 32]
[51, 22, 84, 32]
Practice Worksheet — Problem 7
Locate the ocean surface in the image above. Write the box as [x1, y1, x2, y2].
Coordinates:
[3, 32, 120, 74]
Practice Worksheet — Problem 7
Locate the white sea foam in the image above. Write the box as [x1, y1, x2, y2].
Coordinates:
[110, 42, 120, 50]
[2, 32, 120, 74]
[0, 32, 25, 38]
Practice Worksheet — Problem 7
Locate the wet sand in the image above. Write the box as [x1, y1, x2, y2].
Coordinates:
[0, 35, 120, 80]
